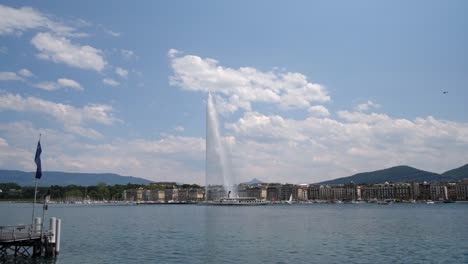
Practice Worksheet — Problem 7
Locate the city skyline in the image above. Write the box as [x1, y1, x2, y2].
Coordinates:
[0, 1, 467, 184]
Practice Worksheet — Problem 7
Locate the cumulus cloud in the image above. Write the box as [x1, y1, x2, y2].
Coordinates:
[0, 69, 34, 81]
[102, 78, 120, 86]
[0, 137, 7, 147]
[0, 4, 81, 36]
[35, 78, 83, 91]
[0, 93, 119, 138]
[224, 111, 468, 183]
[0, 121, 205, 183]
[104, 29, 120, 37]
[308, 105, 330, 117]
[356, 100, 381, 111]
[18, 68, 33, 77]
[115, 67, 128, 78]
[31, 32, 106, 72]
[0, 72, 23, 81]
[57, 78, 82, 90]
[169, 49, 330, 113]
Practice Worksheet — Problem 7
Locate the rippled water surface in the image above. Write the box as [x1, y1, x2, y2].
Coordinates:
[1, 203, 468, 264]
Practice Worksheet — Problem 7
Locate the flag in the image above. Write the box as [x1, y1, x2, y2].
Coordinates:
[34, 140, 42, 179]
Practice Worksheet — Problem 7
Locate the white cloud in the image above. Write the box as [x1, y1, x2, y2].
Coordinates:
[0, 4, 80, 36]
[0, 93, 119, 138]
[356, 100, 381, 111]
[115, 67, 128, 78]
[0, 137, 7, 147]
[0, 69, 34, 81]
[57, 78, 82, 90]
[0, 121, 206, 183]
[119, 49, 136, 60]
[224, 111, 468, 183]
[0, 72, 22, 81]
[35, 78, 83, 91]
[105, 29, 120, 37]
[31, 32, 106, 72]
[35, 81, 57, 91]
[18, 68, 33, 77]
[308, 105, 330, 117]
[168, 48, 180, 58]
[102, 78, 120, 86]
[169, 50, 330, 113]
[1, 106, 466, 184]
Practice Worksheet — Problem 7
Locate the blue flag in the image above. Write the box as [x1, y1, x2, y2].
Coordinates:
[34, 140, 42, 179]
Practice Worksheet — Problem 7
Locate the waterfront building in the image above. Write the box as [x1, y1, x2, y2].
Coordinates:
[418, 182, 431, 200]
[279, 184, 294, 201]
[446, 183, 457, 201]
[157, 190, 165, 201]
[266, 184, 280, 201]
[178, 189, 189, 201]
[260, 187, 268, 200]
[122, 187, 144, 201]
[343, 183, 357, 201]
[318, 185, 333, 201]
[429, 183, 448, 201]
[308, 185, 320, 200]
[356, 185, 362, 200]
[362, 183, 392, 200]
[456, 179, 468, 201]
[121, 180, 468, 203]
[411, 182, 420, 200]
[393, 183, 413, 201]
[296, 184, 309, 201]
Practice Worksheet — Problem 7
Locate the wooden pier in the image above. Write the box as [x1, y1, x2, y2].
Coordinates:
[0, 217, 61, 259]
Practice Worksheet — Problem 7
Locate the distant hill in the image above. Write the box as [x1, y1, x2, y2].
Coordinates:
[0, 170, 151, 186]
[442, 164, 468, 180]
[318, 166, 447, 185]
[243, 178, 264, 185]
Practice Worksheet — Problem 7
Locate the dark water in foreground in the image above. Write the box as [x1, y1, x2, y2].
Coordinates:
[1, 203, 468, 264]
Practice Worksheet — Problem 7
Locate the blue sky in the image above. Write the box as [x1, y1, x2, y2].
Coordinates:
[0, 1, 467, 184]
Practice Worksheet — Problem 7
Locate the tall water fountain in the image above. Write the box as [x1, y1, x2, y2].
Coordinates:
[206, 93, 237, 200]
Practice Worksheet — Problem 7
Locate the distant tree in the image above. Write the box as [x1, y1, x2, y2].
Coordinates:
[96, 182, 110, 200]
[64, 189, 83, 200]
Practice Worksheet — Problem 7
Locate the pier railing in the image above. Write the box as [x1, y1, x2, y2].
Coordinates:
[0, 224, 42, 243]
[0, 218, 60, 258]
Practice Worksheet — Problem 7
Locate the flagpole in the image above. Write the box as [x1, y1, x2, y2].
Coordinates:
[32, 177, 38, 224]
[32, 134, 42, 225]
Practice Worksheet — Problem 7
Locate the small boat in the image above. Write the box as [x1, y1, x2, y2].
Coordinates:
[378, 199, 393, 205]
[286, 194, 293, 205]
[426, 200, 435, 204]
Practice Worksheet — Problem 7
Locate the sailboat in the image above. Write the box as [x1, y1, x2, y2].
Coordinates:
[286, 194, 293, 204]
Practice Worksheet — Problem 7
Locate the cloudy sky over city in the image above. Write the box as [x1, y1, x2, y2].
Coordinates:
[0, 1, 467, 184]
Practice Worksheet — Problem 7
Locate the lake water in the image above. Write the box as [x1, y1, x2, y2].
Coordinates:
[1, 203, 468, 264]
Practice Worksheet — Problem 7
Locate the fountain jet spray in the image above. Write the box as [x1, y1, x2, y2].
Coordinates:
[206, 93, 237, 199]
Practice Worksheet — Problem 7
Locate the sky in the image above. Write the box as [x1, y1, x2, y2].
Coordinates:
[0, 1, 467, 184]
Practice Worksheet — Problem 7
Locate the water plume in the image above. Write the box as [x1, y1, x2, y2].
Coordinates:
[206, 93, 237, 199]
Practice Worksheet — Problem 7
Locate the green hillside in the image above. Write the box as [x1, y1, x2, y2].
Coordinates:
[442, 164, 468, 180]
[318, 165, 445, 185]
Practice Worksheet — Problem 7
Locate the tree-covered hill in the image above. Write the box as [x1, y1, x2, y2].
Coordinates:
[441, 164, 468, 180]
[318, 165, 446, 185]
